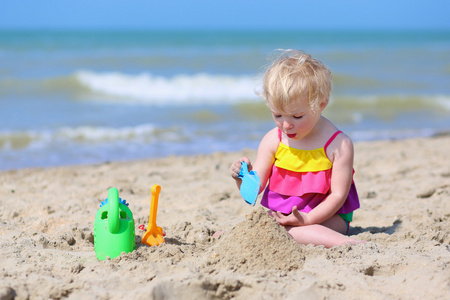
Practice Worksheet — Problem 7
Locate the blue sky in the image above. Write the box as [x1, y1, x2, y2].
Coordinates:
[1, 0, 449, 30]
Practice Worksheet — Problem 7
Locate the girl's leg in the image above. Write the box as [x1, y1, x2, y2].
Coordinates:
[285, 215, 363, 248]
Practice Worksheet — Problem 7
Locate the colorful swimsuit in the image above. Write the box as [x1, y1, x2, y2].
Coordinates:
[261, 130, 360, 222]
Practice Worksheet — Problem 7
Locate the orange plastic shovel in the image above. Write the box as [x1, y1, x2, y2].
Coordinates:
[141, 184, 165, 247]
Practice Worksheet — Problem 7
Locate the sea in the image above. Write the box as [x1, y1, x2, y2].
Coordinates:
[1, 30, 449, 170]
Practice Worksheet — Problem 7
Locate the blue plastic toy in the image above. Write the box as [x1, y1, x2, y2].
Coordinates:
[238, 162, 261, 206]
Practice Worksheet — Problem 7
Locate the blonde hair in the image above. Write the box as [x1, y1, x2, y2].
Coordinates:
[260, 49, 332, 113]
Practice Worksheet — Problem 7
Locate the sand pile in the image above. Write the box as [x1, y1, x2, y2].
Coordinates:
[205, 208, 305, 273]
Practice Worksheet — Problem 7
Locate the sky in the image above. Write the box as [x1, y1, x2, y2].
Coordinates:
[1, 0, 449, 30]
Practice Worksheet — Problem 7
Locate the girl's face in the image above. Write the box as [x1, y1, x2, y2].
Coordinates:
[269, 98, 324, 141]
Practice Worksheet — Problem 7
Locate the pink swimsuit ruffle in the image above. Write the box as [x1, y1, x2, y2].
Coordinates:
[268, 165, 331, 196]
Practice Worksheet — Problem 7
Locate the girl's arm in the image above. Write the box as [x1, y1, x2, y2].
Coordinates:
[274, 134, 355, 226]
[252, 128, 278, 193]
[230, 128, 278, 193]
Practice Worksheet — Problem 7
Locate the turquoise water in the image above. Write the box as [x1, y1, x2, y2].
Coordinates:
[1, 30, 449, 170]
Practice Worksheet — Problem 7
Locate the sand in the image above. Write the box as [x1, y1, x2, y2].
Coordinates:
[0, 135, 449, 300]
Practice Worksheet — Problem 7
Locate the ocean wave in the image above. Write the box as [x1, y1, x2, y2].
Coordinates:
[0, 124, 161, 150]
[350, 128, 441, 141]
[75, 70, 261, 104]
[328, 94, 450, 111]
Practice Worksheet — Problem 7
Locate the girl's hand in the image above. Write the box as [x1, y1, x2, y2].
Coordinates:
[270, 206, 308, 226]
[230, 157, 251, 180]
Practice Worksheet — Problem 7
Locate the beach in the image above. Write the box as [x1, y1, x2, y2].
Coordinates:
[1, 29, 449, 300]
[1, 135, 449, 300]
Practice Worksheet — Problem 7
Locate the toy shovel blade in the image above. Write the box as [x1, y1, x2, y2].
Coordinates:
[238, 162, 261, 206]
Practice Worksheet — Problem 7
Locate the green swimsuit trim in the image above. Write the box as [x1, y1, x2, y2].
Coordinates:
[339, 212, 353, 222]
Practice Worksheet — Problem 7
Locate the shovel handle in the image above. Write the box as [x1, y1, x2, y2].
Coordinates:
[149, 184, 161, 227]
[238, 161, 250, 178]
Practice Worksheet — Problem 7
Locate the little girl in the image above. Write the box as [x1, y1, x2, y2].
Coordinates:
[230, 50, 363, 248]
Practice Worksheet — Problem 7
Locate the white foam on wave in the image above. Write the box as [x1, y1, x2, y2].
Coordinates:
[75, 70, 261, 104]
[436, 95, 450, 110]
[329, 94, 450, 112]
[350, 128, 439, 141]
[57, 124, 158, 142]
[0, 124, 160, 150]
